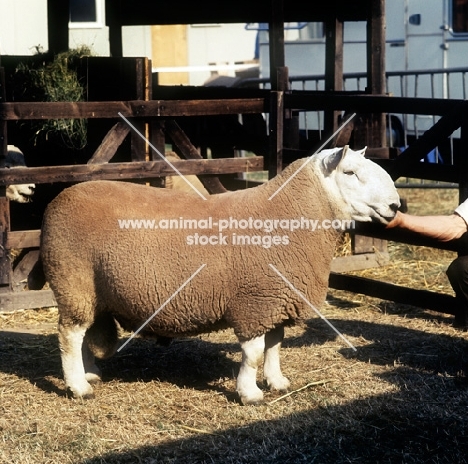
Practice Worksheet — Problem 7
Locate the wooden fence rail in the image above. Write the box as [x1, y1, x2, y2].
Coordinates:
[1, 91, 467, 312]
[0, 158, 264, 186]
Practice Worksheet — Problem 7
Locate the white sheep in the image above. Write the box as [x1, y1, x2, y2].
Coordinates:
[41, 146, 400, 404]
[5, 145, 35, 203]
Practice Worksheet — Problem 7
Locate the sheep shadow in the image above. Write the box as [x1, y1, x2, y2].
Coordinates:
[72, 316, 468, 464]
[0, 331, 64, 396]
[2, 313, 468, 402]
[296, 316, 468, 378]
[0, 329, 240, 399]
[102, 336, 240, 398]
[76, 371, 468, 464]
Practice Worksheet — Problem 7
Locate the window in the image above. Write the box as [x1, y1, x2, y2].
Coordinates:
[452, 0, 468, 34]
[69, 0, 103, 28]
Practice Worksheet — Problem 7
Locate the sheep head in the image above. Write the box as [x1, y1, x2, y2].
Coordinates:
[316, 146, 400, 224]
[5, 146, 35, 203]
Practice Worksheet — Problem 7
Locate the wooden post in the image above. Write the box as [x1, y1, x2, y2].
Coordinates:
[352, 0, 387, 256]
[268, 0, 285, 92]
[324, 18, 344, 135]
[354, 0, 386, 148]
[0, 67, 11, 291]
[130, 58, 151, 163]
[459, 105, 468, 204]
[0, 68, 6, 160]
[268, 0, 286, 177]
[0, 197, 11, 290]
[106, 0, 123, 57]
[268, 90, 284, 179]
[47, 0, 69, 54]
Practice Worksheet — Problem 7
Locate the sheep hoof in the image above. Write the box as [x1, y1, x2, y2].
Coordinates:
[85, 365, 102, 384]
[239, 396, 265, 406]
[266, 375, 290, 392]
[85, 372, 102, 384]
[238, 389, 265, 406]
[66, 384, 95, 400]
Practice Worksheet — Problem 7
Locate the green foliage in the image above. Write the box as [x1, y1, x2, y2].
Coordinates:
[14, 46, 93, 150]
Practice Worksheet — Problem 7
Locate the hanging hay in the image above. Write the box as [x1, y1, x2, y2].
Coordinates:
[13, 46, 93, 150]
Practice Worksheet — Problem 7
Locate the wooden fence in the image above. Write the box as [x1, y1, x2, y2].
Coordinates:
[1, 56, 467, 313]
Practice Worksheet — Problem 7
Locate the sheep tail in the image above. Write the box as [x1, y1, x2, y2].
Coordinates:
[85, 312, 119, 359]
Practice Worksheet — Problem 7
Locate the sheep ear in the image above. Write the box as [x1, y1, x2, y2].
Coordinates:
[321, 145, 348, 173]
[357, 146, 367, 156]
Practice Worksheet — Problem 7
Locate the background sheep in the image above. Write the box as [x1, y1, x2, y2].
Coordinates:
[164, 152, 209, 195]
[5, 145, 35, 203]
[41, 146, 400, 404]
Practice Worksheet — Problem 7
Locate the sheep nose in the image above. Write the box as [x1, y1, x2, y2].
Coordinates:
[390, 202, 400, 213]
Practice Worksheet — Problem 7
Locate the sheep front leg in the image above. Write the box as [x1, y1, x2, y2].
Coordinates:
[58, 324, 95, 399]
[237, 335, 265, 405]
[264, 326, 290, 392]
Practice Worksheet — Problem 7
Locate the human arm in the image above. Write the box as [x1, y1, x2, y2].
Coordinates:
[386, 210, 468, 242]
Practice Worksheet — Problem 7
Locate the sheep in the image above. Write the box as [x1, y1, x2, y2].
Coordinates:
[164, 152, 209, 195]
[41, 146, 400, 404]
[5, 145, 35, 203]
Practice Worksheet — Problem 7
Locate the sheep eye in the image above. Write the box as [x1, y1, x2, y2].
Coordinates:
[343, 170, 355, 176]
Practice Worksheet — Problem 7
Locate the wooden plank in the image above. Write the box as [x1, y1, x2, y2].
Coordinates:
[7, 230, 41, 249]
[374, 159, 459, 184]
[0, 95, 464, 122]
[0, 99, 267, 120]
[87, 122, 130, 164]
[12, 250, 40, 292]
[285, 93, 464, 117]
[390, 102, 467, 179]
[329, 272, 456, 315]
[0, 289, 56, 312]
[0, 157, 264, 185]
[352, 234, 386, 254]
[107, 0, 370, 26]
[330, 252, 390, 273]
[164, 120, 227, 194]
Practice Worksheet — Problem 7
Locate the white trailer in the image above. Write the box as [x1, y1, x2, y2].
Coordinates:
[255, 0, 468, 140]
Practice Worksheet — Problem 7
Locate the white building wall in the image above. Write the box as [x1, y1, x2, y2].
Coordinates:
[0, 0, 49, 55]
[186, 23, 257, 85]
[121, 26, 152, 57]
[0, 0, 151, 58]
[0, 1, 255, 88]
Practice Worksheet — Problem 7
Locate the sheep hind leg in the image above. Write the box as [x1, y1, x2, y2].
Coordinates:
[236, 335, 265, 405]
[58, 323, 94, 399]
[264, 326, 290, 392]
[82, 312, 119, 383]
[82, 342, 102, 384]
